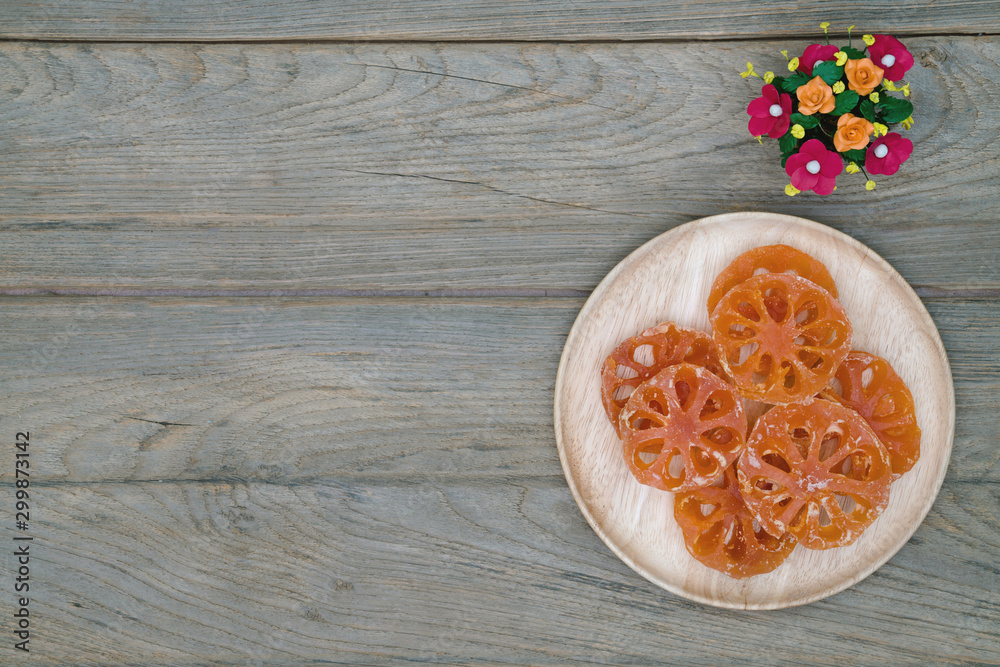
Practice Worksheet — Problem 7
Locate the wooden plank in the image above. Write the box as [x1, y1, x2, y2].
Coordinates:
[2, 1, 1000, 41]
[1, 40, 999, 292]
[11, 478, 998, 664]
[0, 297, 993, 484]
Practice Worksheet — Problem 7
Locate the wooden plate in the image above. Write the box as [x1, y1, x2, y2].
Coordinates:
[554, 212, 955, 610]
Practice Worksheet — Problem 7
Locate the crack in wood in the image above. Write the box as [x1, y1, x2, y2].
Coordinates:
[127, 417, 196, 427]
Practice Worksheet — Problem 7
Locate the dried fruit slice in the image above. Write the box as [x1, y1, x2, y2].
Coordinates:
[601, 322, 727, 438]
[707, 244, 839, 315]
[675, 464, 797, 578]
[821, 351, 921, 478]
[711, 273, 852, 404]
[620, 363, 747, 492]
[738, 401, 892, 550]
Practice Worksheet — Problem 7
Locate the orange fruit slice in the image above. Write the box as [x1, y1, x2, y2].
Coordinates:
[821, 351, 921, 478]
[601, 322, 727, 438]
[707, 244, 838, 316]
[711, 273, 852, 404]
[675, 464, 797, 578]
[738, 401, 893, 550]
[620, 363, 747, 492]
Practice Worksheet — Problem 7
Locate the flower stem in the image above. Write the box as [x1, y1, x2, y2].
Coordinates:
[814, 120, 834, 138]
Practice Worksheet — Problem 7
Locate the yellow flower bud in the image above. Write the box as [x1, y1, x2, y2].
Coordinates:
[791, 124, 805, 139]
[832, 81, 846, 94]
[835, 51, 848, 66]
[820, 22, 831, 33]
[846, 162, 860, 174]
[863, 34, 875, 46]
[786, 184, 800, 196]
[865, 179, 877, 191]
[885, 80, 911, 96]
[764, 71, 774, 83]
[870, 92, 880, 103]
[847, 25, 855, 33]
[900, 115, 914, 130]
[873, 122, 889, 137]
[757, 136, 764, 145]
[781, 50, 789, 60]
[788, 57, 800, 72]
[740, 61, 757, 78]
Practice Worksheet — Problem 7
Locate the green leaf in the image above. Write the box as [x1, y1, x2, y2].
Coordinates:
[841, 45, 866, 60]
[780, 72, 810, 93]
[859, 99, 877, 122]
[813, 61, 845, 86]
[790, 113, 819, 129]
[879, 96, 914, 123]
[831, 90, 860, 116]
[842, 149, 867, 166]
[778, 131, 799, 156]
[779, 130, 800, 168]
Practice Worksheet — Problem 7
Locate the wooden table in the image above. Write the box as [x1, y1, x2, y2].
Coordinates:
[2, 3, 998, 664]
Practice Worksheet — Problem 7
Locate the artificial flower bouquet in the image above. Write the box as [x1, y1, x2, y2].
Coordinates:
[742, 24, 915, 195]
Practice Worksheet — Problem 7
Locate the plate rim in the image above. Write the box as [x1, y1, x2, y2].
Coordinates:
[553, 211, 956, 610]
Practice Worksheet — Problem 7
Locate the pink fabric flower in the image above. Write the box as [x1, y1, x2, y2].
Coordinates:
[747, 84, 792, 139]
[865, 132, 913, 175]
[785, 139, 843, 195]
[798, 44, 840, 76]
[867, 34, 914, 81]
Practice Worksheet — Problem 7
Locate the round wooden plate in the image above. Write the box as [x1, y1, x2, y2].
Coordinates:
[554, 212, 955, 610]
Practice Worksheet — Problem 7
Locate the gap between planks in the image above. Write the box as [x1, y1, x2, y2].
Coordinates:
[4, 475, 995, 489]
[0, 31, 997, 46]
[0, 288, 997, 299]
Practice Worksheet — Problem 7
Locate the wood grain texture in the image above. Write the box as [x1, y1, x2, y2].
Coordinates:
[1, 40, 999, 292]
[3, 478, 996, 665]
[0, 10, 996, 661]
[2, 1, 1000, 41]
[0, 295, 993, 485]
[555, 214, 954, 608]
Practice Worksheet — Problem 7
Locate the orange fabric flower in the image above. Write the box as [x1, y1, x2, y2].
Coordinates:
[834, 113, 875, 152]
[795, 76, 836, 115]
[844, 58, 884, 96]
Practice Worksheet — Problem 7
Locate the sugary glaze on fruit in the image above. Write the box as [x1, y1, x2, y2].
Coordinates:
[738, 401, 893, 550]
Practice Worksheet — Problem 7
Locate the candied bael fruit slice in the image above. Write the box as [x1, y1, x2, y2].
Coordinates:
[706, 244, 839, 315]
[675, 464, 797, 578]
[601, 322, 728, 438]
[821, 351, 921, 478]
[620, 363, 747, 492]
[711, 273, 852, 404]
[738, 401, 892, 550]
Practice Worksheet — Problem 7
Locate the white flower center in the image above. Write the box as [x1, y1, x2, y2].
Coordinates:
[881, 54, 896, 68]
[768, 104, 783, 117]
[813, 60, 825, 68]
[874, 144, 889, 158]
[806, 160, 821, 174]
